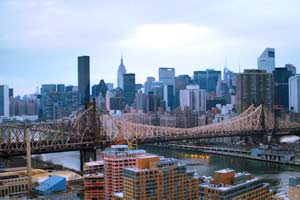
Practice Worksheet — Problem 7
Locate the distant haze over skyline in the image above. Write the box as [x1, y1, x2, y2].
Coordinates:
[1, 0, 300, 96]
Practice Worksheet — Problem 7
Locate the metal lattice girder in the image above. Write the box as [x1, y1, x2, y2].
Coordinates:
[105, 105, 300, 143]
[0, 103, 107, 157]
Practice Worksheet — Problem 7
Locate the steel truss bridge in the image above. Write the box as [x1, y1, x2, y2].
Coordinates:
[1, 104, 300, 157]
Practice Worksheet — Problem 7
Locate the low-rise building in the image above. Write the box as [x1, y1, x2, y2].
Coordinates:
[199, 169, 273, 200]
[0, 174, 28, 197]
[121, 156, 200, 200]
[84, 173, 105, 200]
[288, 177, 300, 200]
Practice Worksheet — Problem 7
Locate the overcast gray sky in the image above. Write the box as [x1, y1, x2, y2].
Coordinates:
[1, 0, 300, 95]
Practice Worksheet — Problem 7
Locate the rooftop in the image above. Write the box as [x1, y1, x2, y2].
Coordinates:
[215, 168, 235, 174]
[200, 177, 262, 191]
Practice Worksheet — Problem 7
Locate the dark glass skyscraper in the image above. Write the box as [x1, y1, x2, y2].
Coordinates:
[193, 69, 221, 96]
[123, 73, 136, 106]
[78, 56, 90, 105]
[273, 67, 293, 109]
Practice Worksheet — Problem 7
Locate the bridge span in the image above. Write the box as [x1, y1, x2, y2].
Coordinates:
[1, 104, 300, 158]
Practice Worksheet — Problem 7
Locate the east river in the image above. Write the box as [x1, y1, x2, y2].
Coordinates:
[41, 145, 300, 193]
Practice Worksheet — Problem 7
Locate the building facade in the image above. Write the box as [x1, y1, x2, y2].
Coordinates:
[236, 69, 274, 113]
[78, 56, 90, 105]
[122, 157, 200, 200]
[257, 48, 275, 73]
[289, 75, 300, 112]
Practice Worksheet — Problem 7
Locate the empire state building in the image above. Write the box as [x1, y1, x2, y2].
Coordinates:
[117, 56, 127, 89]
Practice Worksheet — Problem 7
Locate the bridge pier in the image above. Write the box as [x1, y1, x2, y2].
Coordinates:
[80, 149, 96, 173]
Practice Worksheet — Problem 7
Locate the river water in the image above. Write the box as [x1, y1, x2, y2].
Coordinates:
[41, 145, 300, 193]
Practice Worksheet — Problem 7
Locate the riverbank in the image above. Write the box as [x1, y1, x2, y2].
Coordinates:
[145, 143, 300, 167]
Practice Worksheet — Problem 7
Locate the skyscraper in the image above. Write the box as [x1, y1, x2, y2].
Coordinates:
[236, 69, 274, 113]
[144, 76, 155, 95]
[257, 48, 275, 73]
[193, 69, 221, 94]
[159, 67, 175, 86]
[0, 85, 9, 117]
[179, 85, 206, 112]
[289, 75, 300, 113]
[117, 56, 127, 89]
[175, 75, 192, 108]
[193, 70, 207, 89]
[123, 73, 136, 106]
[207, 69, 221, 93]
[78, 56, 90, 105]
[285, 64, 297, 75]
[273, 68, 293, 109]
[159, 67, 175, 111]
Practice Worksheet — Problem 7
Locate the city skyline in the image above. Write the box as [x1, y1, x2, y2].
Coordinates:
[1, 0, 300, 96]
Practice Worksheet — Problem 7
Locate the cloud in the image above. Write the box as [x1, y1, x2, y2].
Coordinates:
[119, 24, 243, 54]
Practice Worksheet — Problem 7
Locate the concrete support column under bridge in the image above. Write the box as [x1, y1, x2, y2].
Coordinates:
[80, 148, 96, 172]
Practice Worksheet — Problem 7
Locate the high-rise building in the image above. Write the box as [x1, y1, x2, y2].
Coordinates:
[146, 91, 158, 113]
[273, 68, 293, 110]
[285, 64, 297, 75]
[134, 90, 146, 111]
[193, 69, 221, 95]
[144, 77, 155, 95]
[40, 84, 80, 120]
[236, 69, 274, 113]
[101, 145, 147, 200]
[257, 48, 275, 73]
[0, 85, 9, 117]
[175, 75, 192, 108]
[56, 84, 65, 93]
[92, 80, 108, 98]
[223, 67, 236, 90]
[117, 56, 127, 89]
[106, 83, 114, 91]
[78, 56, 90, 105]
[8, 88, 13, 98]
[216, 80, 230, 103]
[159, 68, 175, 111]
[207, 69, 222, 94]
[289, 75, 300, 113]
[164, 84, 174, 111]
[193, 70, 207, 89]
[109, 88, 126, 111]
[152, 81, 164, 100]
[123, 73, 136, 106]
[179, 85, 206, 112]
[121, 157, 200, 200]
[199, 169, 273, 199]
[65, 85, 78, 92]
